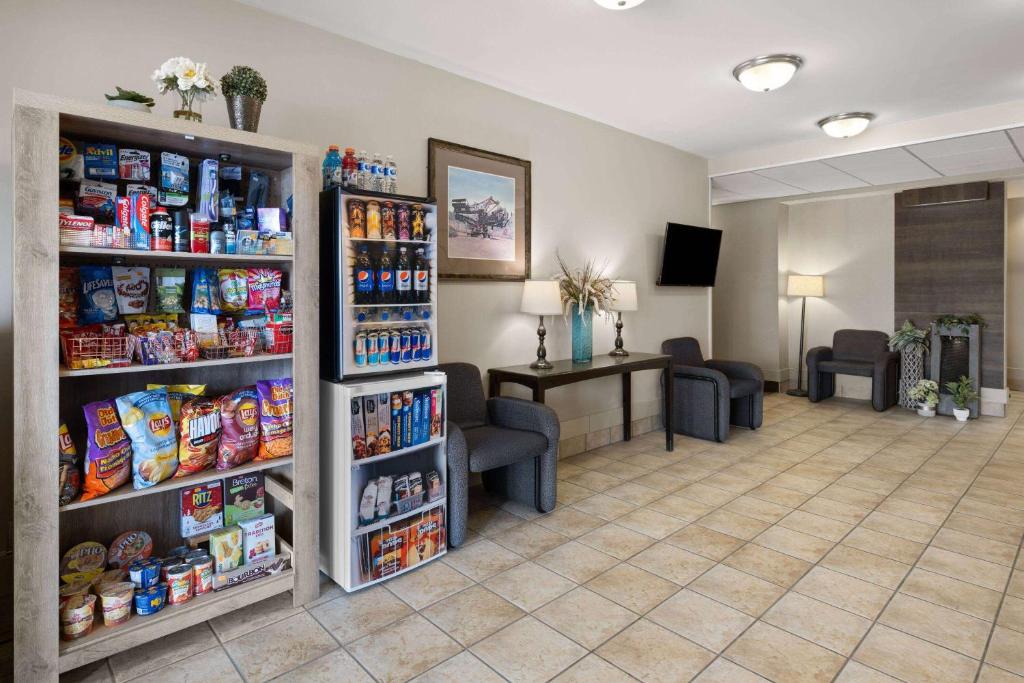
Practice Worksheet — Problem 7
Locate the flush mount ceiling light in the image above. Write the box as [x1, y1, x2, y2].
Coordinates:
[594, 0, 646, 9]
[817, 112, 876, 138]
[732, 54, 803, 92]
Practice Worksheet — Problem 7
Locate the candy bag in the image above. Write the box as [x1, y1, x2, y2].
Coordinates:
[79, 265, 118, 324]
[81, 400, 132, 501]
[115, 388, 178, 489]
[256, 378, 293, 460]
[111, 266, 150, 315]
[147, 384, 206, 424]
[59, 423, 82, 506]
[218, 387, 260, 469]
[247, 268, 282, 313]
[218, 269, 248, 314]
[190, 268, 223, 315]
[154, 268, 186, 313]
[176, 398, 221, 477]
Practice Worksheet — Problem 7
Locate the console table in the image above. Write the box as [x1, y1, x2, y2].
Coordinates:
[488, 352, 674, 451]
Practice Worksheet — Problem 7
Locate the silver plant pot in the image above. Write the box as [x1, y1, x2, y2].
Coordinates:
[226, 95, 262, 132]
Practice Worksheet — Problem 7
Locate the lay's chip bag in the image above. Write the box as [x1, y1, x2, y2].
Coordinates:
[115, 388, 178, 489]
[147, 384, 206, 424]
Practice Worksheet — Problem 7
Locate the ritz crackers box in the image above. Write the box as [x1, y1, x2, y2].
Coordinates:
[180, 481, 224, 538]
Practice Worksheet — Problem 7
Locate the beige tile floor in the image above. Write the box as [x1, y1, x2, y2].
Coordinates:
[63, 394, 1024, 682]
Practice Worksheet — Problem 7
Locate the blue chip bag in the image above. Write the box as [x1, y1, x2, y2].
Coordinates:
[78, 265, 119, 324]
[115, 387, 179, 489]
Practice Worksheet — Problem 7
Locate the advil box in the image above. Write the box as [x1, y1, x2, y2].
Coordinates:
[180, 481, 224, 538]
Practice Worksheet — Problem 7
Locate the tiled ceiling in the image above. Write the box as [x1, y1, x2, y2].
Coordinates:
[712, 129, 1024, 205]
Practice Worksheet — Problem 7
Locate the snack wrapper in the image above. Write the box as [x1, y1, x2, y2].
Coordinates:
[81, 400, 132, 501]
[256, 378, 293, 460]
[115, 388, 178, 489]
[218, 387, 260, 469]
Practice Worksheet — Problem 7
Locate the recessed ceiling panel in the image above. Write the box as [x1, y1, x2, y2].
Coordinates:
[710, 187, 749, 205]
[907, 131, 1023, 175]
[712, 172, 808, 200]
[823, 147, 941, 185]
[756, 161, 868, 193]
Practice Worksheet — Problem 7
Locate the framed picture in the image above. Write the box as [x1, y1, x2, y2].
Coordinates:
[428, 138, 531, 281]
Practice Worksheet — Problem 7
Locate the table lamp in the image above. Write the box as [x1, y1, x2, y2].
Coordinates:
[609, 280, 638, 357]
[786, 274, 825, 397]
[521, 280, 563, 369]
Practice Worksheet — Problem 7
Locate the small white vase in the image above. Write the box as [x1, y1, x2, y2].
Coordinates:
[953, 408, 970, 422]
[917, 405, 936, 417]
[108, 99, 151, 113]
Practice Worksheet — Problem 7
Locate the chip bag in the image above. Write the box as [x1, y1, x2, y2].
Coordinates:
[115, 388, 178, 489]
[177, 398, 221, 476]
[154, 268, 186, 313]
[218, 268, 248, 314]
[190, 268, 223, 315]
[256, 378, 293, 460]
[59, 267, 79, 329]
[79, 265, 118, 324]
[59, 423, 82, 506]
[218, 387, 260, 469]
[147, 384, 206, 424]
[81, 400, 132, 501]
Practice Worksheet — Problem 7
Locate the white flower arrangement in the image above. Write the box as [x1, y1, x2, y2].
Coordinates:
[151, 57, 215, 117]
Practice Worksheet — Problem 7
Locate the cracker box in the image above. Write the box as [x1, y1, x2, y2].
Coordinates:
[224, 472, 266, 526]
[351, 397, 367, 459]
[209, 525, 242, 573]
[363, 395, 379, 457]
[180, 482, 224, 538]
[376, 393, 392, 454]
[238, 513, 276, 565]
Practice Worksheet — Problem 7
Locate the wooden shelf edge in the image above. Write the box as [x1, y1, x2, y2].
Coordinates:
[351, 437, 445, 468]
[60, 353, 293, 378]
[57, 569, 294, 673]
[264, 473, 294, 510]
[59, 246, 293, 263]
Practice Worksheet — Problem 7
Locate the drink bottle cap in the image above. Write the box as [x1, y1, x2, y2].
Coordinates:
[345, 147, 355, 154]
[328, 145, 339, 151]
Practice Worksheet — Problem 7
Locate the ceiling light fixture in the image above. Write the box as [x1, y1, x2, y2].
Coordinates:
[593, 0, 646, 9]
[732, 54, 803, 92]
[817, 112, 875, 138]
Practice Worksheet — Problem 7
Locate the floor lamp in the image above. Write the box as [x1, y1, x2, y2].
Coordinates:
[786, 274, 825, 397]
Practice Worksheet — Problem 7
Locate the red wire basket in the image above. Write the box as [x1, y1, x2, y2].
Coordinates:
[61, 334, 136, 370]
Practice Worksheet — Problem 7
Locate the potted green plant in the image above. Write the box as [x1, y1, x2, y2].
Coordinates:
[555, 254, 615, 364]
[907, 379, 938, 417]
[945, 375, 978, 421]
[220, 65, 268, 132]
[104, 86, 155, 113]
[889, 320, 928, 410]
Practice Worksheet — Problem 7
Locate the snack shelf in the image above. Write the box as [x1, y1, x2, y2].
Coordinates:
[349, 238, 434, 246]
[59, 352, 293, 378]
[60, 457, 294, 512]
[57, 568, 294, 674]
[353, 498, 446, 536]
[350, 436, 445, 469]
[59, 245, 293, 263]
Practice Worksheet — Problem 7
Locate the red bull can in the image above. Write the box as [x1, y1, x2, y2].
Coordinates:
[354, 332, 367, 367]
[390, 330, 401, 364]
[410, 328, 422, 361]
[400, 330, 412, 363]
[367, 332, 379, 366]
[420, 329, 432, 361]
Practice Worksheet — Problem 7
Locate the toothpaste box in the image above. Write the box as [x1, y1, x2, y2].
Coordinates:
[84, 142, 117, 180]
[160, 151, 189, 192]
[118, 148, 151, 181]
[238, 513, 276, 565]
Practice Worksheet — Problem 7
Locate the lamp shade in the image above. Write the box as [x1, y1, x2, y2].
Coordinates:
[787, 274, 825, 297]
[610, 281, 638, 311]
[521, 280, 563, 315]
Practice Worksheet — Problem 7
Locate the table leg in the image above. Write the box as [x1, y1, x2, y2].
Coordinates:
[488, 374, 500, 398]
[664, 365, 674, 452]
[622, 372, 632, 441]
[533, 385, 545, 403]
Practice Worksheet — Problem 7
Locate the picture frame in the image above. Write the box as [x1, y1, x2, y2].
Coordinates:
[428, 138, 531, 281]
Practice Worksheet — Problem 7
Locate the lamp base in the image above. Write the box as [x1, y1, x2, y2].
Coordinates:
[530, 359, 553, 370]
[786, 388, 808, 398]
[609, 348, 629, 357]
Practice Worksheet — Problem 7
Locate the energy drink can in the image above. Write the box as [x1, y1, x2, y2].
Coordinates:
[420, 329, 432, 361]
[410, 328, 422, 362]
[390, 331, 401, 364]
[400, 331, 412, 363]
[367, 332, 379, 366]
[354, 332, 367, 367]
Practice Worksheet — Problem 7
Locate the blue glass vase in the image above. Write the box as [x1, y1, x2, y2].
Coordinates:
[570, 303, 594, 363]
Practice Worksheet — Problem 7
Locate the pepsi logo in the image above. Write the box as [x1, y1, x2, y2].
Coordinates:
[380, 272, 392, 282]
[357, 271, 371, 282]
[398, 272, 411, 283]
[415, 272, 428, 282]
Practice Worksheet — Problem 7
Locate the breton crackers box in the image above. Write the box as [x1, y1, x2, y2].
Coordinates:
[224, 472, 266, 526]
[180, 481, 224, 538]
[239, 513, 276, 565]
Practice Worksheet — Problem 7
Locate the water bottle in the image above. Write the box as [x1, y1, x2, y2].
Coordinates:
[385, 155, 398, 194]
[356, 150, 370, 190]
[322, 145, 342, 190]
[371, 152, 385, 192]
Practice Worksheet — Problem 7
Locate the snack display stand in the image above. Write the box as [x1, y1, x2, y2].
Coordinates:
[12, 90, 320, 680]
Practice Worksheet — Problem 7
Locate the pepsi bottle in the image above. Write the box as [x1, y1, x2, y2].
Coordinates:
[413, 247, 430, 304]
[395, 247, 412, 304]
[377, 249, 395, 305]
[354, 244, 375, 305]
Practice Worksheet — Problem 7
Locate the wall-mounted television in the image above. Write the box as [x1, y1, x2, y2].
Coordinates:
[657, 222, 723, 287]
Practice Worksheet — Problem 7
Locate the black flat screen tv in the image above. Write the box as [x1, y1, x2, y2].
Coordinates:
[657, 223, 723, 287]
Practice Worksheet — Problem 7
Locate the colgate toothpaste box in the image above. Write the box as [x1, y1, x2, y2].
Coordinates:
[117, 194, 151, 250]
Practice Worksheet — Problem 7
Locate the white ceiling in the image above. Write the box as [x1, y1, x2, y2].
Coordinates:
[710, 129, 1024, 204]
[240, 0, 1024, 160]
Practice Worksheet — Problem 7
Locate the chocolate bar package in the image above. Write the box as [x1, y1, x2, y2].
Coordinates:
[212, 553, 289, 591]
[83, 142, 117, 180]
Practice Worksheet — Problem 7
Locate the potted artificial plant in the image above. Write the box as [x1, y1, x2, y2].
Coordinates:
[889, 320, 928, 410]
[104, 86, 154, 113]
[220, 65, 268, 132]
[555, 254, 615, 364]
[945, 376, 979, 421]
[907, 379, 938, 417]
[152, 57, 216, 122]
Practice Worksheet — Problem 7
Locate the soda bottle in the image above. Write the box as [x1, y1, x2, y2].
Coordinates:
[354, 244, 375, 305]
[356, 150, 370, 190]
[342, 147, 358, 188]
[322, 145, 342, 190]
[370, 152, 385, 193]
[385, 155, 398, 194]
[413, 247, 429, 304]
[395, 246, 412, 304]
[377, 249, 395, 305]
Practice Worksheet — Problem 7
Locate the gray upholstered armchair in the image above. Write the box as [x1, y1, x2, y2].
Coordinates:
[439, 362, 559, 548]
[807, 329, 900, 411]
[662, 337, 764, 443]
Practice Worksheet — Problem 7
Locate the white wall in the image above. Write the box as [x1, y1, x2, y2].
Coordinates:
[0, 0, 710, 548]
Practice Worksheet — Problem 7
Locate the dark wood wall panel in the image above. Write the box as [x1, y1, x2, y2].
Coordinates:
[894, 181, 1005, 389]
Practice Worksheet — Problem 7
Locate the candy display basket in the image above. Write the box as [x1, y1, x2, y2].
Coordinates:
[61, 334, 136, 370]
[135, 330, 199, 365]
[197, 329, 262, 360]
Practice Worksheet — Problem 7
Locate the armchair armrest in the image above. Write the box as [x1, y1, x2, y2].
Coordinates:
[672, 364, 729, 390]
[874, 350, 900, 368]
[806, 346, 832, 371]
[706, 359, 763, 383]
[487, 396, 560, 445]
[446, 421, 468, 472]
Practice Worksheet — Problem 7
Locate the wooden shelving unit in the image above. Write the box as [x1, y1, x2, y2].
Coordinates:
[12, 90, 320, 680]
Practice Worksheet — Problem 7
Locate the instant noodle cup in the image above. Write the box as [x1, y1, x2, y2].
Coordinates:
[98, 581, 134, 626]
[91, 568, 126, 593]
[60, 593, 97, 641]
[58, 580, 92, 613]
[166, 564, 193, 605]
[60, 541, 107, 584]
[107, 531, 153, 569]
[255, 378, 293, 460]
[115, 387, 178, 488]
[134, 583, 167, 616]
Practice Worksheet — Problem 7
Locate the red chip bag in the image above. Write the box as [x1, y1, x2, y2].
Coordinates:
[217, 387, 260, 470]
[247, 268, 282, 313]
[176, 398, 220, 477]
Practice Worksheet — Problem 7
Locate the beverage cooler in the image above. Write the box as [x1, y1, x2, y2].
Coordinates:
[320, 373, 447, 591]
[320, 187, 439, 381]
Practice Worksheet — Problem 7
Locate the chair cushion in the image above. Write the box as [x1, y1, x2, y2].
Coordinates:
[729, 377, 761, 398]
[832, 330, 887, 362]
[464, 425, 549, 472]
[817, 359, 873, 377]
